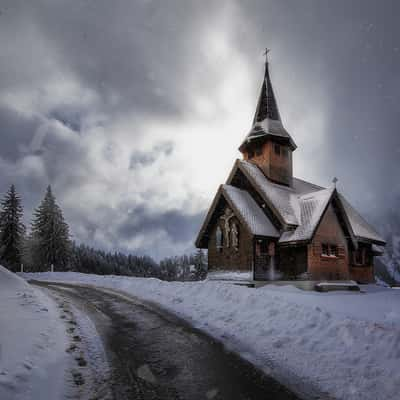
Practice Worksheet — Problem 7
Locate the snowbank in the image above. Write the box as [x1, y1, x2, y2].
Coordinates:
[24, 272, 400, 400]
[0, 266, 69, 400]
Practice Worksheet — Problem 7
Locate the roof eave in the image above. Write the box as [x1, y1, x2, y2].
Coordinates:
[239, 131, 297, 153]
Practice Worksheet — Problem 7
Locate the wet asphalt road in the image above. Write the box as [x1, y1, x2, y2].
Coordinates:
[33, 282, 302, 400]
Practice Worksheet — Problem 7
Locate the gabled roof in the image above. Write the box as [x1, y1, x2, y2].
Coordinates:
[225, 159, 386, 246]
[239, 59, 296, 152]
[195, 184, 279, 248]
[222, 185, 279, 237]
[338, 194, 386, 244]
[227, 160, 322, 227]
[279, 187, 335, 244]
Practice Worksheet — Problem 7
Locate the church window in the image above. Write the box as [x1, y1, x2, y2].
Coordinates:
[274, 143, 280, 155]
[231, 223, 239, 249]
[322, 243, 339, 257]
[216, 226, 223, 252]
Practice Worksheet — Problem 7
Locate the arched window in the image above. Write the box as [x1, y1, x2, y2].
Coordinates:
[231, 223, 239, 249]
[216, 226, 223, 252]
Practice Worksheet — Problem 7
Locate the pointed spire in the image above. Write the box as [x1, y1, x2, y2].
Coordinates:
[253, 49, 281, 124]
[239, 49, 297, 152]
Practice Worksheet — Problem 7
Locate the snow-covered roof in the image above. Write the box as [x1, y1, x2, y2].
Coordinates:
[338, 194, 386, 244]
[222, 185, 279, 237]
[225, 160, 385, 246]
[279, 188, 335, 243]
[232, 160, 322, 227]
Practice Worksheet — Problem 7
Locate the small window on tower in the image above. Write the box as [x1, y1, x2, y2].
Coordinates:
[248, 149, 255, 159]
[322, 243, 329, 256]
[255, 147, 262, 156]
[274, 143, 280, 155]
[281, 147, 289, 158]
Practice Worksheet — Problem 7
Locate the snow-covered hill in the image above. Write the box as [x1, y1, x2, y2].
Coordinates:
[0, 266, 69, 400]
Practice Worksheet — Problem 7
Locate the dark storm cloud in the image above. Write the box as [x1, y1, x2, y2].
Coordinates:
[0, 105, 42, 161]
[0, 0, 399, 258]
[117, 207, 203, 243]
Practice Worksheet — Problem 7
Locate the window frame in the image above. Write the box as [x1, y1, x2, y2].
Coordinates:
[321, 243, 339, 258]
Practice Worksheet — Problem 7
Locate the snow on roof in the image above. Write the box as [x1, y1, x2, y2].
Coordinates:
[222, 184, 279, 237]
[372, 244, 385, 254]
[279, 187, 335, 243]
[338, 193, 386, 244]
[237, 161, 322, 226]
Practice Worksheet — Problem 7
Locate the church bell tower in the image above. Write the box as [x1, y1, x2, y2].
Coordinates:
[239, 50, 296, 186]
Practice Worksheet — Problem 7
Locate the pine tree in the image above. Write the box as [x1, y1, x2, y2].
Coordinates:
[0, 185, 25, 271]
[31, 186, 71, 271]
[194, 249, 208, 280]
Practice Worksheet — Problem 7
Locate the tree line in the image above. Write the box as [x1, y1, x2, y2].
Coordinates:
[0, 185, 207, 281]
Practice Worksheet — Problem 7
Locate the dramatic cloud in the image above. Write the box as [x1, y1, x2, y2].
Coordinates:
[0, 0, 399, 259]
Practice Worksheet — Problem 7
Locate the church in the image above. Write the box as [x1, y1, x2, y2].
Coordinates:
[195, 53, 386, 283]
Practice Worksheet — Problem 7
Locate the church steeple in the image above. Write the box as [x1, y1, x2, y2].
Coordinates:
[239, 51, 296, 186]
[253, 49, 281, 123]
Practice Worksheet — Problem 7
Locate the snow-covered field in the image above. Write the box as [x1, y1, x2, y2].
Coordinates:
[22, 271, 400, 400]
[0, 266, 70, 400]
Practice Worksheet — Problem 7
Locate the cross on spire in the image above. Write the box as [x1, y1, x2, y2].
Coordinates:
[264, 48, 270, 63]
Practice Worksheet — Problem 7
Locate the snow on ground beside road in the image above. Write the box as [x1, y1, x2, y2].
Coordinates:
[0, 266, 71, 400]
[23, 272, 400, 400]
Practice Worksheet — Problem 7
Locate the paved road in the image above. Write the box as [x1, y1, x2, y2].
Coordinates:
[33, 282, 302, 400]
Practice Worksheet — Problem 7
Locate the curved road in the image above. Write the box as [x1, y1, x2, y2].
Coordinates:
[33, 281, 302, 400]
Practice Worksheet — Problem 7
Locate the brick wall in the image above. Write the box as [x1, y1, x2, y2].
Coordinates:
[307, 203, 350, 280]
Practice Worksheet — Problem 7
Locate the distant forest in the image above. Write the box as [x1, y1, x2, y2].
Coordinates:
[0, 184, 207, 281]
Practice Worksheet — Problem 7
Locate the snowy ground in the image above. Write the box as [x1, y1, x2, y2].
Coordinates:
[0, 266, 71, 400]
[0, 266, 111, 400]
[22, 271, 400, 400]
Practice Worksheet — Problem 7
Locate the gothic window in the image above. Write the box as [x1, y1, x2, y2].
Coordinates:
[231, 223, 239, 249]
[216, 226, 223, 252]
[274, 143, 280, 155]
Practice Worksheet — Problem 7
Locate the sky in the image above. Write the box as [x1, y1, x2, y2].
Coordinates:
[0, 0, 399, 260]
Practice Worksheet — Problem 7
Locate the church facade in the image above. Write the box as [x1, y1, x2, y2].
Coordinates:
[195, 56, 386, 283]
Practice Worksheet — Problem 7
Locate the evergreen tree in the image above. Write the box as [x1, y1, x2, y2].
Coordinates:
[31, 186, 71, 271]
[0, 185, 25, 271]
[194, 249, 208, 280]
